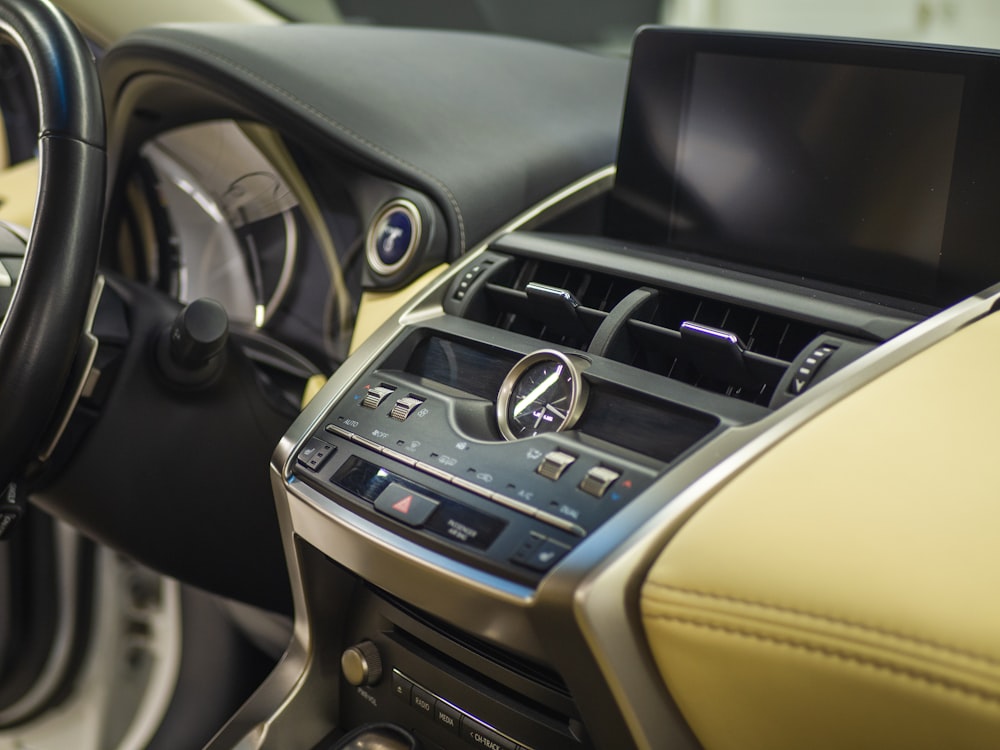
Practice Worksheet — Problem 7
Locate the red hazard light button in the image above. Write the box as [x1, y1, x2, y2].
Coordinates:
[373, 483, 440, 527]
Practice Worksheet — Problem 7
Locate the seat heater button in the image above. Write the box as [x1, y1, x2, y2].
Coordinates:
[511, 535, 571, 572]
[411, 685, 435, 716]
[297, 438, 336, 471]
[536, 450, 576, 480]
[461, 716, 517, 750]
[390, 396, 425, 421]
[362, 385, 396, 409]
[579, 466, 621, 498]
[374, 483, 439, 527]
[434, 699, 462, 735]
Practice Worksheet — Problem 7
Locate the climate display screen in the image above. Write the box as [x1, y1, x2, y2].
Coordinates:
[609, 29, 1000, 305]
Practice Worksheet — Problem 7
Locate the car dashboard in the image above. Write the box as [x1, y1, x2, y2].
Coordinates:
[26, 17, 1000, 750]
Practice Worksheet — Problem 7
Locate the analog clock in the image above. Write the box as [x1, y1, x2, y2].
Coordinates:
[497, 350, 588, 440]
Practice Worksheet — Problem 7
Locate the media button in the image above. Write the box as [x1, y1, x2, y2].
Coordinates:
[434, 699, 462, 735]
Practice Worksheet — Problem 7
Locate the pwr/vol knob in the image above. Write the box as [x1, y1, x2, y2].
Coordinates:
[341, 640, 383, 686]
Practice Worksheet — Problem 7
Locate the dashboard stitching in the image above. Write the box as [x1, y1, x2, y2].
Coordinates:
[644, 582, 1000, 668]
[650, 615, 1000, 708]
[135, 34, 469, 252]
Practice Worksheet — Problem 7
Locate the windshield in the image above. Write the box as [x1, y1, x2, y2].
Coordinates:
[264, 0, 1000, 56]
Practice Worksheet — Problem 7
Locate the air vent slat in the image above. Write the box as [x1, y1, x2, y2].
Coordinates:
[459, 252, 825, 409]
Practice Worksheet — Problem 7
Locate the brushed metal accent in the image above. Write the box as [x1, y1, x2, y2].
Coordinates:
[38, 274, 105, 462]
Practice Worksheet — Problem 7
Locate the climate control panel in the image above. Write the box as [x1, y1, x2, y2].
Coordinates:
[292, 368, 662, 583]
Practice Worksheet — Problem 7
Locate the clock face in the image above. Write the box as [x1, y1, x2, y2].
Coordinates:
[497, 350, 587, 440]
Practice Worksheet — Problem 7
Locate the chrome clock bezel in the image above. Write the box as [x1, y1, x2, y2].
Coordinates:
[496, 349, 588, 441]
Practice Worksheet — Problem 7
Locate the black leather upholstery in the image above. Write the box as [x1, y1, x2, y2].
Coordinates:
[100, 24, 626, 256]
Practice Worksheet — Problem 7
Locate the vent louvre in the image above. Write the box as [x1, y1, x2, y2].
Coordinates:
[463, 254, 823, 407]
[479, 258, 631, 349]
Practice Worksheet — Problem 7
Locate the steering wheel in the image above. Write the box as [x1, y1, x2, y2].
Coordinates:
[0, 0, 104, 491]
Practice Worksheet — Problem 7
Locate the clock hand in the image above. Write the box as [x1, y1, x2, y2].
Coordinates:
[545, 403, 567, 420]
[512, 365, 563, 418]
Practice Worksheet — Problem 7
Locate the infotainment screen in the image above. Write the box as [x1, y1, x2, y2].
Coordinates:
[607, 28, 1000, 305]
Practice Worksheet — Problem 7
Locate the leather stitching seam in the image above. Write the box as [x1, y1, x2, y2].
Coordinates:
[650, 614, 1000, 707]
[645, 581, 1000, 668]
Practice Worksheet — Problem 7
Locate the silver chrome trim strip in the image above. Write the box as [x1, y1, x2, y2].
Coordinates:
[573, 286, 1000, 750]
[38, 274, 105, 462]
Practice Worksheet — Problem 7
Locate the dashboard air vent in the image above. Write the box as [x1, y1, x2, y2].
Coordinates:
[473, 255, 633, 349]
[619, 289, 823, 406]
[452, 251, 828, 408]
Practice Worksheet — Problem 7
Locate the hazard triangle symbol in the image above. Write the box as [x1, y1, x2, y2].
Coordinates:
[392, 495, 413, 514]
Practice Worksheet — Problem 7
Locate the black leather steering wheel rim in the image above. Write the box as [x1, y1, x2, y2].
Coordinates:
[0, 0, 104, 488]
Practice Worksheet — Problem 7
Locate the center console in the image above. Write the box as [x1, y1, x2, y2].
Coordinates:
[210, 28, 1000, 750]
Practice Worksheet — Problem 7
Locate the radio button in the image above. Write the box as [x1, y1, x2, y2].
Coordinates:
[411, 685, 435, 716]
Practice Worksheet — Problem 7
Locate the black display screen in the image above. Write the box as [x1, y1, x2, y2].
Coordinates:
[608, 29, 1000, 305]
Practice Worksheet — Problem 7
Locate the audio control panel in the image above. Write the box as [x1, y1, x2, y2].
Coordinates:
[292, 368, 662, 584]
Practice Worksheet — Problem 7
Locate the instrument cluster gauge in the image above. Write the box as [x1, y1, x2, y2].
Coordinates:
[497, 350, 589, 440]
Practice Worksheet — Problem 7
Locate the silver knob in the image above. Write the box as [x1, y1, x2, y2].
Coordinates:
[341, 640, 383, 686]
